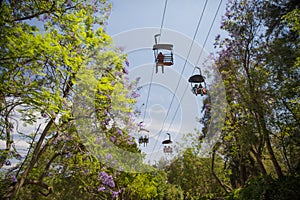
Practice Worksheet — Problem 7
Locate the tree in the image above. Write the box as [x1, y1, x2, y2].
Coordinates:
[0, 0, 140, 199]
[212, 0, 300, 198]
[164, 133, 230, 199]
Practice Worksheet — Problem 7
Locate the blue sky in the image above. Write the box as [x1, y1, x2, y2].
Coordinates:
[106, 0, 228, 163]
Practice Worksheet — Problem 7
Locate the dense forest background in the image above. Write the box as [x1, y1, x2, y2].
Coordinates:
[0, 0, 299, 199]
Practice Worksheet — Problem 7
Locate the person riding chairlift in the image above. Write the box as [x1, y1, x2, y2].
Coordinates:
[192, 84, 207, 96]
[156, 52, 165, 73]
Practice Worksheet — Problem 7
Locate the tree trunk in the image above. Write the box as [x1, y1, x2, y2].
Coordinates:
[211, 147, 232, 193]
[250, 148, 267, 175]
[3, 119, 54, 199]
[264, 132, 284, 179]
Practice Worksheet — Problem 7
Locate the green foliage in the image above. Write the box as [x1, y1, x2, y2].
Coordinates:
[164, 141, 229, 199]
[226, 176, 300, 200]
[0, 0, 143, 199]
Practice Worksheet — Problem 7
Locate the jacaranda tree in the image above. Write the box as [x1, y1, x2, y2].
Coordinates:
[0, 0, 145, 199]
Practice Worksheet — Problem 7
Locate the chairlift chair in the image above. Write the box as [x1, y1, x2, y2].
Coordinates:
[153, 34, 174, 73]
[138, 121, 150, 147]
[162, 133, 173, 154]
[188, 67, 208, 96]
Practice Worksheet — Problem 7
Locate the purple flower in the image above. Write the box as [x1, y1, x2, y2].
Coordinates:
[131, 92, 140, 98]
[127, 141, 135, 145]
[110, 136, 115, 142]
[114, 71, 122, 77]
[98, 186, 106, 192]
[116, 129, 123, 135]
[112, 191, 119, 198]
[102, 141, 107, 148]
[96, 136, 103, 144]
[106, 153, 113, 160]
[83, 169, 89, 175]
[99, 171, 109, 180]
[104, 109, 108, 116]
[10, 175, 17, 183]
[107, 178, 115, 187]
[125, 59, 130, 67]
[98, 171, 115, 188]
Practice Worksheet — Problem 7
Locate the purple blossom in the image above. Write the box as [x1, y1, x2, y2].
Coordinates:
[110, 136, 115, 142]
[98, 186, 106, 192]
[116, 129, 123, 135]
[205, 104, 211, 110]
[65, 152, 73, 158]
[125, 59, 130, 67]
[102, 141, 107, 148]
[99, 171, 109, 180]
[131, 92, 140, 98]
[127, 141, 135, 145]
[104, 109, 108, 116]
[114, 71, 122, 77]
[83, 169, 89, 175]
[96, 136, 103, 144]
[111, 160, 117, 165]
[112, 191, 119, 198]
[106, 153, 113, 160]
[10, 175, 17, 183]
[98, 171, 115, 188]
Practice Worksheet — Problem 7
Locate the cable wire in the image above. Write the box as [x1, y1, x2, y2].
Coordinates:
[159, 0, 168, 38]
[142, 67, 154, 121]
[166, 0, 223, 133]
[149, 0, 209, 158]
[141, 0, 168, 123]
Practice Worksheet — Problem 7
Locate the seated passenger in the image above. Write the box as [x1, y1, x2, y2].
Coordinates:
[157, 52, 164, 63]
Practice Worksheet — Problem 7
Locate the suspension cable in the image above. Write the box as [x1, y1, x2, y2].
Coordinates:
[149, 0, 209, 157]
[166, 0, 223, 133]
[141, 0, 168, 123]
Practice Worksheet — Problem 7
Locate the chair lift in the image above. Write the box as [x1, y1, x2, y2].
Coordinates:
[138, 121, 149, 147]
[162, 133, 173, 154]
[138, 135, 149, 147]
[188, 67, 208, 96]
[153, 34, 174, 73]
